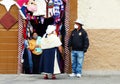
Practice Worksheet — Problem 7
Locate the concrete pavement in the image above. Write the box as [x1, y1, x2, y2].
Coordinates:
[0, 74, 119, 84]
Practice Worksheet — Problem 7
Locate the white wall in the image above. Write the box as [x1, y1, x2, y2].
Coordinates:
[78, 0, 120, 29]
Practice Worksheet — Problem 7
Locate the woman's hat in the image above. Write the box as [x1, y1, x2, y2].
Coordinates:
[46, 25, 56, 34]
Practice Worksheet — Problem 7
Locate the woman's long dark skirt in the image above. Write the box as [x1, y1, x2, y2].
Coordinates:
[32, 53, 41, 74]
[40, 47, 64, 74]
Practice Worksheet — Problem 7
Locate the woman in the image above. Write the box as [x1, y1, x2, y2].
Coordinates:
[40, 25, 63, 79]
[28, 32, 42, 74]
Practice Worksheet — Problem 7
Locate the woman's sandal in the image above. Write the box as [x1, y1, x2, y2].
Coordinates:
[44, 74, 48, 79]
[52, 74, 56, 79]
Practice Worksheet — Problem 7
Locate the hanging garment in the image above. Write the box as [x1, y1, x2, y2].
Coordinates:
[30, 16, 54, 37]
[33, 0, 46, 16]
[26, 21, 33, 39]
[52, 0, 64, 23]
[19, 5, 27, 19]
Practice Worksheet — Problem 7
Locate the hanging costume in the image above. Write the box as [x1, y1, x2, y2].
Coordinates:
[30, 16, 54, 37]
[52, 0, 65, 36]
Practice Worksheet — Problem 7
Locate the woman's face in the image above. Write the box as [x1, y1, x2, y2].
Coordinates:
[33, 33, 38, 39]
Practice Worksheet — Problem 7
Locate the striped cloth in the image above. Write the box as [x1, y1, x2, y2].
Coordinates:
[64, 0, 72, 73]
[18, 13, 24, 73]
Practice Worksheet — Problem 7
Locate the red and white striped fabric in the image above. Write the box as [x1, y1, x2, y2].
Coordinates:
[64, 0, 72, 73]
[18, 13, 24, 74]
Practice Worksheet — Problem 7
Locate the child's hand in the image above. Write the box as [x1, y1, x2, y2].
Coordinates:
[36, 45, 39, 48]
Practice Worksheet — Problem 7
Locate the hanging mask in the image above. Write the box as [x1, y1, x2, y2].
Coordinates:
[74, 24, 79, 29]
[27, 0, 37, 12]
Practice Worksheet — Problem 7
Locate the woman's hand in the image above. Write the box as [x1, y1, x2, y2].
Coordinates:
[58, 46, 63, 53]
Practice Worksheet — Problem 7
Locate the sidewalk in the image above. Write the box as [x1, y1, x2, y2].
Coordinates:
[0, 74, 119, 84]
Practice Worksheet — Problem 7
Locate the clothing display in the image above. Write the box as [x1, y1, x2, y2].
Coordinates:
[16, 0, 66, 74]
[0, 0, 68, 74]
